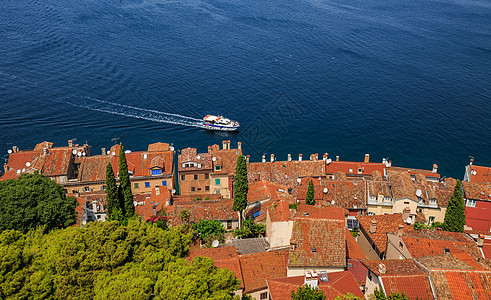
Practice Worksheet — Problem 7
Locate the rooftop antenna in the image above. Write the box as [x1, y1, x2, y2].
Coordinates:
[111, 134, 126, 145]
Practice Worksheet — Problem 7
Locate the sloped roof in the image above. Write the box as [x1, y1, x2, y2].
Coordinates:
[297, 178, 367, 209]
[231, 237, 270, 255]
[387, 166, 440, 178]
[170, 200, 237, 225]
[267, 200, 293, 222]
[267, 271, 365, 300]
[345, 228, 366, 260]
[288, 207, 345, 268]
[356, 214, 409, 254]
[362, 259, 427, 277]
[463, 181, 491, 201]
[430, 270, 491, 300]
[325, 160, 386, 176]
[347, 259, 368, 287]
[178, 147, 212, 172]
[467, 165, 491, 183]
[239, 249, 289, 293]
[247, 180, 294, 204]
[209, 147, 242, 174]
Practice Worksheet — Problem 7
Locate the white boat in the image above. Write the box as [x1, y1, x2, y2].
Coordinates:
[202, 115, 239, 131]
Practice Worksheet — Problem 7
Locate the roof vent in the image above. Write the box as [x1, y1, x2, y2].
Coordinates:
[444, 248, 450, 254]
[319, 271, 329, 282]
[311, 248, 317, 253]
[378, 263, 386, 274]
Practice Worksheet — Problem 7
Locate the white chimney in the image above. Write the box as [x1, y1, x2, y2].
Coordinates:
[271, 154, 275, 162]
[246, 155, 250, 164]
[365, 154, 370, 163]
[288, 154, 292, 161]
[262, 155, 266, 163]
[432, 164, 438, 173]
[237, 141, 242, 150]
[336, 155, 339, 161]
[323, 153, 328, 161]
[304, 271, 318, 288]
[299, 154, 303, 161]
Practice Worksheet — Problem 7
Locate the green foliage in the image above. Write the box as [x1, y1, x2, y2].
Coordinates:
[305, 179, 315, 205]
[233, 155, 248, 215]
[105, 163, 118, 219]
[291, 285, 326, 300]
[289, 203, 298, 209]
[192, 220, 226, 247]
[413, 222, 426, 230]
[335, 293, 363, 300]
[442, 180, 465, 232]
[372, 287, 409, 300]
[234, 219, 266, 239]
[429, 222, 443, 229]
[0, 173, 78, 233]
[179, 209, 191, 224]
[0, 220, 237, 299]
[241, 294, 253, 300]
[119, 143, 135, 218]
[350, 227, 359, 237]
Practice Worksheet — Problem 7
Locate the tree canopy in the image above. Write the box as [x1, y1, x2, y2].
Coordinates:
[118, 143, 134, 218]
[0, 173, 78, 233]
[234, 219, 265, 239]
[192, 219, 226, 247]
[0, 220, 239, 299]
[442, 180, 465, 232]
[291, 285, 326, 300]
[105, 162, 119, 219]
[373, 287, 409, 300]
[305, 179, 315, 205]
[233, 155, 248, 220]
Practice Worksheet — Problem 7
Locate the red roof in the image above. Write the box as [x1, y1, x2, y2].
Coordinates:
[347, 259, 368, 287]
[239, 249, 289, 293]
[267, 271, 365, 300]
[297, 178, 367, 209]
[170, 200, 237, 225]
[468, 165, 491, 183]
[325, 160, 386, 177]
[430, 270, 491, 299]
[463, 181, 491, 201]
[345, 228, 366, 260]
[381, 275, 434, 300]
[387, 166, 440, 178]
[267, 200, 293, 222]
[247, 180, 294, 204]
[134, 186, 171, 221]
[356, 214, 409, 254]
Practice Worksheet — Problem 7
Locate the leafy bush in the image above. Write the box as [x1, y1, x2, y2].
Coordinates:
[234, 219, 266, 239]
[192, 220, 226, 247]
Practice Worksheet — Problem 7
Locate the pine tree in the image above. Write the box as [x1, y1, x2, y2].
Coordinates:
[306, 179, 315, 205]
[442, 180, 465, 232]
[233, 155, 248, 227]
[105, 163, 119, 219]
[118, 143, 134, 218]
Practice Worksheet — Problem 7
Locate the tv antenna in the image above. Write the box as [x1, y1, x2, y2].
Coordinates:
[111, 134, 126, 144]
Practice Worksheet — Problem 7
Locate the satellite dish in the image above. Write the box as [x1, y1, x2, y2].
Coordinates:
[326, 158, 332, 164]
[416, 189, 422, 197]
[111, 152, 116, 156]
[297, 178, 301, 184]
[22, 168, 26, 172]
[72, 149, 77, 155]
[323, 187, 328, 194]
[77, 152, 82, 157]
[7, 149, 12, 154]
[406, 217, 412, 224]
[125, 150, 131, 154]
[82, 152, 86, 156]
[197, 155, 201, 160]
[212, 157, 216, 162]
[212, 240, 219, 248]
[107, 150, 111, 155]
[26, 162, 31, 167]
[133, 201, 137, 206]
[172, 189, 176, 194]
[331, 200, 335, 205]
[170, 146, 174, 151]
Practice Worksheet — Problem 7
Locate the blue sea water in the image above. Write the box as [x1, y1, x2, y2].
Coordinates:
[0, 0, 490, 179]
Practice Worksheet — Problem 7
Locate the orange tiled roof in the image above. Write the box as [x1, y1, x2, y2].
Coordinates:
[356, 214, 409, 254]
[347, 259, 368, 287]
[430, 270, 491, 300]
[178, 147, 212, 172]
[381, 275, 434, 300]
[463, 181, 491, 201]
[267, 200, 293, 222]
[247, 180, 294, 204]
[362, 259, 427, 277]
[415, 253, 491, 271]
[239, 249, 289, 293]
[297, 178, 367, 209]
[170, 200, 237, 225]
[325, 160, 386, 177]
[288, 208, 345, 268]
[387, 166, 440, 178]
[209, 147, 242, 175]
[468, 165, 491, 183]
[267, 271, 365, 300]
[345, 228, 366, 260]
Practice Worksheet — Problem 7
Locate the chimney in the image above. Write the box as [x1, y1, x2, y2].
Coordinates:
[3, 164, 8, 173]
[12, 146, 19, 153]
[315, 153, 319, 161]
[246, 155, 250, 164]
[382, 158, 387, 164]
[288, 154, 292, 161]
[397, 224, 404, 237]
[388, 160, 392, 167]
[270, 154, 275, 162]
[470, 158, 474, 165]
[208, 146, 212, 153]
[237, 141, 242, 150]
[402, 207, 411, 222]
[378, 263, 386, 275]
[432, 164, 438, 173]
[323, 153, 328, 161]
[262, 155, 266, 163]
[304, 271, 319, 288]
[43, 148, 49, 156]
[299, 154, 303, 161]
[310, 154, 314, 161]
[101, 148, 106, 155]
[365, 154, 370, 163]
[336, 155, 339, 162]
[477, 234, 484, 247]
[369, 220, 377, 233]
[290, 239, 296, 251]
[222, 141, 227, 150]
[68, 139, 73, 147]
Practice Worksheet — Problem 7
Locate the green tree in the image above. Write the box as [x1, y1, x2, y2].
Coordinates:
[0, 174, 78, 233]
[234, 219, 266, 239]
[291, 285, 326, 300]
[105, 163, 119, 219]
[179, 209, 191, 224]
[118, 143, 134, 218]
[335, 293, 362, 300]
[305, 179, 315, 205]
[372, 287, 409, 300]
[233, 155, 248, 228]
[442, 180, 465, 232]
[192, 220, 226, 247]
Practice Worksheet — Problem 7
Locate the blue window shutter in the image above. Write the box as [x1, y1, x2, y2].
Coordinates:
[162, 181, 167, 186]
[145, 182, 150, 187]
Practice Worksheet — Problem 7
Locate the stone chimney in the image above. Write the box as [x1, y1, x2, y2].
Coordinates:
[299, 154, 302, 161]
[101, 148, 106, 155]
[477, 234, 484, 247]
[222, 140, 230, 150]
[246, 155, 250, 164]
[323, 153, 328, 161]
[432, 164, 438, 173]
[208, 146, 212, 153]
[402, 207, 411, 222]
[397, 224, 405, 237]
[315, 153, 319, 161]
[369, 220, 377, 234]
[336, 155, 339, 162]
[68, 139, 73, 147]
[262, 155, 266, 163]
[288, 154, 292, 161]
[237, 141, 242, 150]
[270, 154, 275, 162]
[365, 154, 370, 163]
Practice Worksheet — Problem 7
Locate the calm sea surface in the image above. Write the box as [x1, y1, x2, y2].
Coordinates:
[1, 0, 490, 179]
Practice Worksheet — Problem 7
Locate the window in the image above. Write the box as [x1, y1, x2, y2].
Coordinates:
[404, 201, 409, 205]
[215, 179, 221, 185]
[216, 189, 220, 194]
[467, 199, 477, 207]
[384, 197, 392, 202]
[205, 186, 210, 191]
[204, 174, 209, 179]
[151, 169, 162, 176]
[145, 182, 150, 188]
[100, 185, 106, 191]
[347, 219, 359, 229]
[181, 175, 185, 181]
[191, 186, 196, 192]
[429, 199, 437, 205]
[83, 186, 91, 192]
[194, 174, 198, 180]
[161, 181, 167, 186]
[227, 220, 232, 230]
[134, 183, 139, 189]
[260, 292, 268, 300]
[215, 165, 221, 171]
[429, 216, 435, 225]
[367, 212, 375, 216]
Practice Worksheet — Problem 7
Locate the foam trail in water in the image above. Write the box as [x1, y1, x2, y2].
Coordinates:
[68, 97, 204, 128]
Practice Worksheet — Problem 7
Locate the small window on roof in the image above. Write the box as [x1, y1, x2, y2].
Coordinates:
[311, 248, 317, 253]
[215, 165, 221, 171]
[349, 168, 353, 173]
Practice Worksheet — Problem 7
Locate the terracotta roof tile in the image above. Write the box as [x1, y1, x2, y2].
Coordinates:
[325, 160, 386, 177]
[387, 166, 440, 178]
[297, 179, 367, 209]
[239, 249, 289, 293]
[347, 259, 368, 286]
[345, 228, 366, 260]
[430, 270, 491, 300]
[468, 165, 491, 183]
[170, 200, 237, 225]
[247, 180, 294, 204]
[267, 271, 365, 300]
[178, 148, 212, 172]
[463, 181, 491, 201]
[356, 214, 409, 254]
[381, 275, 434, 300]
[267, 200, 293, 222]
[209, 147, 242, 174]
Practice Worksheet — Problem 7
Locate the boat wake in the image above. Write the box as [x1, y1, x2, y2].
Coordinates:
[68, 97, 204, 128]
